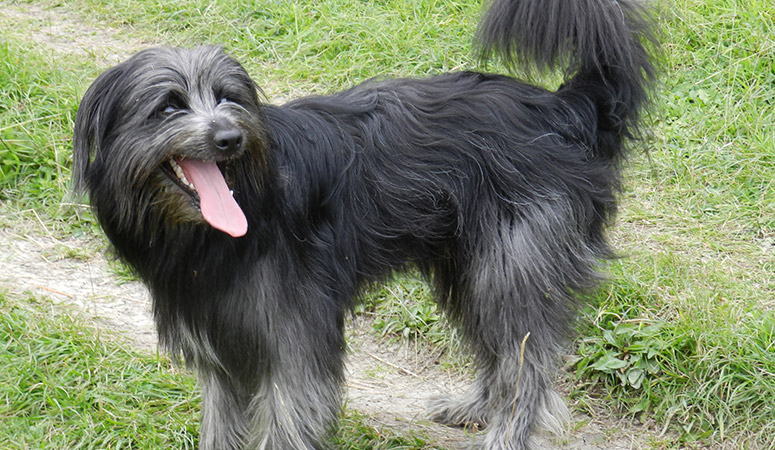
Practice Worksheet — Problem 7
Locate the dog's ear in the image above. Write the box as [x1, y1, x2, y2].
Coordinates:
[72, 63, 128, 195]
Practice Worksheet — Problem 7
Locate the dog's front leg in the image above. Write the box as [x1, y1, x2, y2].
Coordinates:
[197, 339, 345, 450]
[243, 364, 345, 450]
[198, 366, 254, 450]
[246, 294, 348, 450]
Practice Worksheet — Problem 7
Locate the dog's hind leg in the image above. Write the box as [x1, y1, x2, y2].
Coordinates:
[429, 334, 569, 450]
[427, 364, 492, 430]
[428, 339, 568, 446]
[431, 204, 600, 449]
[475, 343, 570, 450]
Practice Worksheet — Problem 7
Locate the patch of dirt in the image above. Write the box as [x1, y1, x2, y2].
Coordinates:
[0, 2, 150, 66]
[1, 2, 670, 448]
[0, 224, 157, 349]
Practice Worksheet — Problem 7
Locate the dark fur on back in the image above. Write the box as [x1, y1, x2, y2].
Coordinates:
[72, 0, 657, 448]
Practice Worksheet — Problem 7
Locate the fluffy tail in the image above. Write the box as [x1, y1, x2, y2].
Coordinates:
[476, 0, 658, 159]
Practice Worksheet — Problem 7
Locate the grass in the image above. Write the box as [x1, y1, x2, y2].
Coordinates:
[360, 274, 470, 370]
[567, 1, 775, 443]
[0, 41, 79, 213]
[0, 291, 201, 449]
[574, 284, 775, 445]
[331, 410, 447, 450]
[47, 0, 481, 97]
[0, 0, 774, 448]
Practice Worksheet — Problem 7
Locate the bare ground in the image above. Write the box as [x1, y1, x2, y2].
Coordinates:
[0, 2, 670, 448]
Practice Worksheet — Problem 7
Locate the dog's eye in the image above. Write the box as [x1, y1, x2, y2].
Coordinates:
[157, 94, 187, 118]
[159, 102, 186, 118]
[218, 97, 230, 105]
[161, 105, 178, 116]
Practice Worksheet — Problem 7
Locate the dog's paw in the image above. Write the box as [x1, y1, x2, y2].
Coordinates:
[426, 394, 489, 430]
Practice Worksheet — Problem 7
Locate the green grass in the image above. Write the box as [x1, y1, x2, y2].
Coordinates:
[0, 291, 201, 449]
[360, 274, 470, 370]
[0, 41, 78, 211]
[331, 410, 446, 450]
[567, 1, 775, 444]
[1, 0, 774, 448]
[42, 0, 481, 96]
[574, 280, 775, 445]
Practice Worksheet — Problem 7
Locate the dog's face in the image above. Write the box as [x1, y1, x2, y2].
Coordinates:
[73, 46, 266, 237]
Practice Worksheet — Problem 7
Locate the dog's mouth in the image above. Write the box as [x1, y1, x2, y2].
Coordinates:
[164, 157, 248, 237]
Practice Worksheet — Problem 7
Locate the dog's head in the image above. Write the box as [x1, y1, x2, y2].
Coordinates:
[73, 46, 266, 238]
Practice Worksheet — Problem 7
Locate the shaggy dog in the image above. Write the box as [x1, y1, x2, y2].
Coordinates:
[72, 0, 657, 448]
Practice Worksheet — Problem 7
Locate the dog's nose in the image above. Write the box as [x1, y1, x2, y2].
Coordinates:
[213, 128, 243, 153]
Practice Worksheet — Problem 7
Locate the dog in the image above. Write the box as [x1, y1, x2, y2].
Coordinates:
[72, 0, 657, 448]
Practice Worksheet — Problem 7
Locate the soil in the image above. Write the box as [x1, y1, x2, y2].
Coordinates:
[1, 3, 670, 449]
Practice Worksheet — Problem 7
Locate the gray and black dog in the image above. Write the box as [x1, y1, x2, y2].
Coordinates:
[72, 0, 657, 448]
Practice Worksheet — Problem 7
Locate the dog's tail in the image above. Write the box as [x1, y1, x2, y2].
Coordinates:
[476, 0, 657, 160]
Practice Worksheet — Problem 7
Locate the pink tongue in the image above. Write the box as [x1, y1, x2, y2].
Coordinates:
[176, 158, 248, 237]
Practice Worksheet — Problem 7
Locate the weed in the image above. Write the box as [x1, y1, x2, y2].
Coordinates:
[332, 410, 445, 450]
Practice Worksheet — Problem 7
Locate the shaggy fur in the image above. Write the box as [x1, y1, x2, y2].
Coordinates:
[72, 0, 657, 448]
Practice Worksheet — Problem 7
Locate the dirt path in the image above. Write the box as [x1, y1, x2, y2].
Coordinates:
[0, 2, 149, 65]
[0, 222, 663, 450]
[1, 2, 669, 448]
